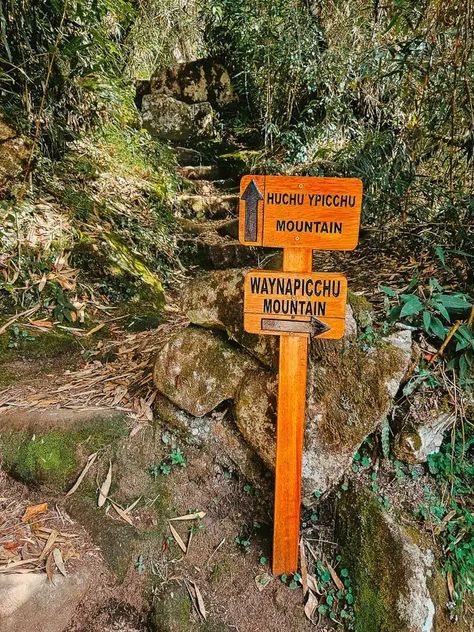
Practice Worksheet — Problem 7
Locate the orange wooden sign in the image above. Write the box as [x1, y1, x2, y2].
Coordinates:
[243, 270, 347, 339]
[239, 175, 362, 250]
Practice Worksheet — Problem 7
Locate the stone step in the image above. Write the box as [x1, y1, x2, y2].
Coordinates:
[176, 193, 238, 219]
[174, 146, 204, 166]
[188, 178, 237, 196]
[179, 217, 238, 239]
[180, 164, 223, 180]
[178, 231, 281, 270]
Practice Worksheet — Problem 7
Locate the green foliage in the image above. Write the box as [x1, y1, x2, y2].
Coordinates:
[149, 448, 187, 479]
[417, 425, 474, 614]
[204, 0, 322, 150]
[0, 0, 137, 158]
[205, 0, 474, 247]
[381, 279, 473, 388]
[313, 558, 355, 627]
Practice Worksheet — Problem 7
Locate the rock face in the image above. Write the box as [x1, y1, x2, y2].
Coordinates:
[138, 58, 236, 143]
[150, 58, 236, 108]
[141, 93, 214, 143]
[234, 328, 412, 502]
[153, 327, 259, 417]
[0, 567, 93, 632]
[180, 268, 279, 367]
[174, 267, 412, 500]
[394, 392, 455, 463]
[336, 488, 435, 632]
[0, 118, 31, 196]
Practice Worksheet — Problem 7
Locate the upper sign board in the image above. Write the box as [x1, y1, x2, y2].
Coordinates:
[244, 270, 347, 339]
[239, 175, 362, 250]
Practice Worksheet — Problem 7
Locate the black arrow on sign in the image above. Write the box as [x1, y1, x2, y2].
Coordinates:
[241, 179, 263, 242]
[261, 317, 331, 337]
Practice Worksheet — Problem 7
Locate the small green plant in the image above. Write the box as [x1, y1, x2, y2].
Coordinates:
[8, 325, 35, 348]
[234, 534, 251, 553]
[135, 554, 146, 574]
[313, 558, 355, 626]
[381, 279, 473, 387]
[417, 425, 474, 615]
[148, 448, 186, 479]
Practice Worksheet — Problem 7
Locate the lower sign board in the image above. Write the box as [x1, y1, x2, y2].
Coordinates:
[239, 175, 363, 250]
[243, 270, 347, 339]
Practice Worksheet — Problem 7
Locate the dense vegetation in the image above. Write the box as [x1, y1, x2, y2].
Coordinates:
[0, 0, 473, 626]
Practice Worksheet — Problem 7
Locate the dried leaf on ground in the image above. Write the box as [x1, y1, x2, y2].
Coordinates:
[124, 497, 142, 514]
[66, 452, 98, 497]
[111, 502, 134, 526]
[21, 502, 48, 523]
[447, 571, 455, 601]
[328, 563, 344, 591]
[192, 581, 207, 620]
[255, 572, 272, 592]
[300, 538, 308, 596]
[304, 590, 319, 622]
[168, 523, 187, 554]
[307, 574, 321, 595]
[52, 548, 67, 576]
[169, 511, 206, 522]
[39, 529, 59, 561]
[98, 460, 112, 507]
[46, 551, 55, 583]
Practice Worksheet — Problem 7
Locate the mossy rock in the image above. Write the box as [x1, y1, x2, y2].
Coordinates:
[0, 413, 128, 489]
[347, 290, 374, 329]
[71, 234, 165, 312]
[336, 487, 435, 632]
[0, 329, 81, 362]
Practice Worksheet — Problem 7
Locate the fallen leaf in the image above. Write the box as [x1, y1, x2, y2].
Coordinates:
[255, 572, 272, 591]
[39, 529, 58, 561]
[192, 581, 207, 620]
[168, 523, 187, 554]
[29, 319, 53, 329]
[46, 552, 55, 583]
[84, 323, 105, 337]
[98, 460, 112, 508]
[111, 502, 134, 526]
[21, 503, 49, 523]
[447, 571, 455, 601]
[304, 590, 319, 622]
[328, 563, 344, 591]
[52, 548, 67, 576]
[169, 511, 206, 522]
[307, 574, 321, 595]
[300, 538, 308, 596]
[124, 497, 142, 514]
[66, 452, 97, 497]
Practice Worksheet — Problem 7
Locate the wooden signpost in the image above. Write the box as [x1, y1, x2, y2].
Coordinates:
[239, 175, 362, 575]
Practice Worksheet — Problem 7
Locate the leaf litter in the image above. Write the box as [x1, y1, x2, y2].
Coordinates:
[0, 494, 86, 578]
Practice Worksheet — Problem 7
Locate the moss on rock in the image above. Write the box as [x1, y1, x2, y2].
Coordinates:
[0, 329, 81, 362]
[0, 413, 128, 488]
[336, 488, 434, 632]
[347, 290, 374, 328]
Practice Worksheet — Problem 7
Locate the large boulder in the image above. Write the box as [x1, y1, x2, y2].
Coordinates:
[0, 566, 94, 632]
[180, 268, 280, 367]
[336, 488, 436, 632]
[141, 93, 214, 143]
[150, 58, 236, 108]
[234, 328, 412, 502]
[153, 327, 259, 417]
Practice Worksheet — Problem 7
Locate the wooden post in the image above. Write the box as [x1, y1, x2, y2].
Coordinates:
[272, 247, 313, 575]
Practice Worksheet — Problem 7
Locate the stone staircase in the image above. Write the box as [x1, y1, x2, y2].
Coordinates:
[175, 149, 280, 271]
